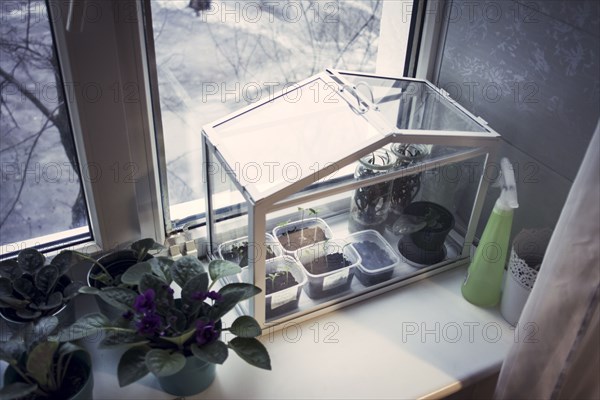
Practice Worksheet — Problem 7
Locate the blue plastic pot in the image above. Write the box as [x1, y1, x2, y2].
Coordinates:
[156, 355, 216, 397]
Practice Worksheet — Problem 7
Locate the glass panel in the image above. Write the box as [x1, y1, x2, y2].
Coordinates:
[262, 152, 485, 323]
[340, 74, 491, 133]
[209, 76, 384, 200]
[0, 0, 90, 252]
[148, 0, 384, 228]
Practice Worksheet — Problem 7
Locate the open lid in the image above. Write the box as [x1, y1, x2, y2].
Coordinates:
[202, 70, 499, 204]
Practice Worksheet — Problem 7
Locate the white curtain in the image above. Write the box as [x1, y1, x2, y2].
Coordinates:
[494, 121, 600, 399]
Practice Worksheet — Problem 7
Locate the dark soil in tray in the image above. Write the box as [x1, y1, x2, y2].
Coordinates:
[305, 253, 351, 275]
[265, 271, 298, 295]
[278, 227, 327, 251]
[353, 241, 394, 270]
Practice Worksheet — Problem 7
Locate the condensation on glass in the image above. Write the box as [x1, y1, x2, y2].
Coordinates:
[202, 70, 500, 328]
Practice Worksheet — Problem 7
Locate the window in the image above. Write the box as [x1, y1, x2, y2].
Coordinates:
[0, 0, 91, 253]
[145, 0, 405, 232]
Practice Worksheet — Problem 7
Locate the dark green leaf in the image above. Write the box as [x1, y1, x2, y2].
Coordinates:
[228, 337, 271, 370]
[25, 316, 59, 345]
[50, 250, 82, 275]
[138, 273, 173, 312]
[78, 286, 100, 295]
[0, 382, 38, 399]
[210, 283, 261, 320]
[90, 272, 112, 286]
[171, 256, 205, 288]
[0, 296, 29, 309]
[16, 309, 41, 320]
[98, 287, 138, 311]
[27, 341, 58, 387]
[170, 307, 187, 332]
[145, 349, 186, 377]
[38, 292, 63, 310]
[120, 262, 152, 286]
[100, 331, 149, 349]
[34, 265, 59, 295]
[208, 259, 241, 282]
[0, 340, 26, 364]
[0, 259, 20, 280]
[181, 273, 209, 304]
[131, 238, 165, 260]
[118, 346, 150, 387]
[63, 281, 84, 300]
[57, 313, 109, 342]
[17, 249, 45, 274]
[148, 257, 173, 282]
[191, 340, 228, 364]
[56, 342, 89, 387]
[160, 328, 196, 347]
[0, 277, 12, 297]
[14, 277, 35, 299]
[230, 316, 262, 338]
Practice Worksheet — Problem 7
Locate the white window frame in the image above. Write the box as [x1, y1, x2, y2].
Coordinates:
[46, 0, 164, 251]
[0, 0, 428, 256]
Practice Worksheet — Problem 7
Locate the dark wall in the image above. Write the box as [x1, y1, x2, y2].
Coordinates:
[436, 0, 600, 236]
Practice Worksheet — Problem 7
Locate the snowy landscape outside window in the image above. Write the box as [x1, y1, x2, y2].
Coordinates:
[148, 0, 384, 230]
[0, 0, 90, 252]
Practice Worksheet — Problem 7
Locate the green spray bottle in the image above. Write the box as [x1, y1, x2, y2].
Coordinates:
[462, 158, 518, 307]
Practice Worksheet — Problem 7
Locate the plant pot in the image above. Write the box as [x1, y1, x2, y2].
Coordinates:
[347, 230, 400, 286]
[156, 354, 216, 397]
[0, 276, 76, 339]
[218, 233, 282, 267]
[405, 202, 455, 252]
[389, 143, 429, 215]
[297, 239, 360, 299]
[264, 256, 307, 320]
[349, 149, 396, 234]
[86, 250, 152, 321]
[3, 349, 93, 400]
[273, 218, 333, 257]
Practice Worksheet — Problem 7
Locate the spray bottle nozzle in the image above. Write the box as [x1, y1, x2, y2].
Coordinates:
[496, 158, 519, 211]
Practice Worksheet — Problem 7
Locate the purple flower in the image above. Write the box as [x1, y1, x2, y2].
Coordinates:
[136, 313, 162, 335]
[122, 310, 134, 321]
[134, 289, 156, 313]
[195, 320, 219, 346]
[192, 291, 222, 303]
[162, 284, 175, 297]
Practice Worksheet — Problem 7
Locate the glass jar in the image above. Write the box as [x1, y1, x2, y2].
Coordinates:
[349, 149, 396, 233]
[388, 143, 430, 217]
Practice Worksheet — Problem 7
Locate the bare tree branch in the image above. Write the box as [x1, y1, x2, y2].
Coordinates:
[0, 116, 54, 228]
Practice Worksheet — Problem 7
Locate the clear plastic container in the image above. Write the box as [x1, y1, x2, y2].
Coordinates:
[263, 256, 307, 319]
[272, 218, 334, 257]
[346, 230, 400, 286]
[217, 233, 282, 267]
[297, 239, 361, 299]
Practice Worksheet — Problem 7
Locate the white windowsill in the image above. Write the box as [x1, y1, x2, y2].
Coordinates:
[85, 265, 512, 399]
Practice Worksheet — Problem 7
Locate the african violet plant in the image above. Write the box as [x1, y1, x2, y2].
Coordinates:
[59, 256, 270, 388]
[0, 249, 84, 322]
[0, 316, 92, 400]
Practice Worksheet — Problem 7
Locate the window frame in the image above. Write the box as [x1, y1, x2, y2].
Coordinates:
[0, 0, 429, 257]
[45, 0, 165, 252]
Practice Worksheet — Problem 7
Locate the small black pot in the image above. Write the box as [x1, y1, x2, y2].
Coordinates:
[404, 202, 454, 252]
[0, 275, 76, 338]
[87, 250, 152, 320]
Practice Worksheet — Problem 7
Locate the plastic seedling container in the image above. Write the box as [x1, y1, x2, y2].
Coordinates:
[346, 230, 400, 286]
[264, 256, 307, 319]
[218, 233, 282, 267]
[273, 218, 334, 257]
[297, 239, 361, 299]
